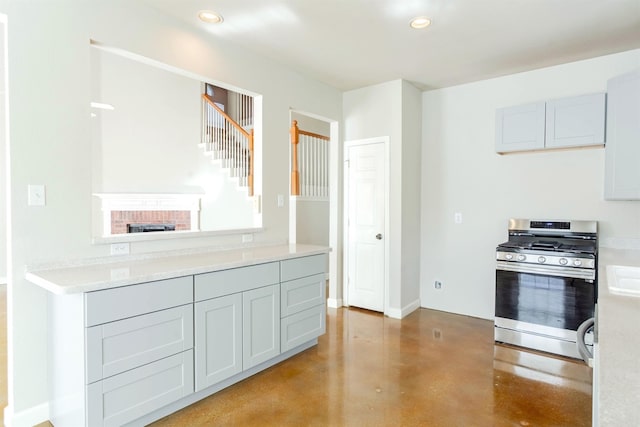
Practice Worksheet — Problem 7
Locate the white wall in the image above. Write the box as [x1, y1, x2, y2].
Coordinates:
[93, 49, 253, 232]
[400, 81, 422, 310]
[0, 1, 341, 423]
[420, 49, 640, 320]
[343, 79, 422, 317]
[295, 200, 329, 246]
[0, 16, 6, 284]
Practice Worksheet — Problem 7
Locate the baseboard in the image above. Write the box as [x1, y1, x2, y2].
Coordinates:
[4, 402, 49, 427]
[386, 299, 421, 319]
[327, 298, 342, 309]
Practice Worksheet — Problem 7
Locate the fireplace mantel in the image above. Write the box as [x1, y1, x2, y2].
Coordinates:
[94, 193, 202, 236]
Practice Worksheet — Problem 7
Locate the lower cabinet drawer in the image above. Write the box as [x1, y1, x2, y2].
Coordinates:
[87, 350, 194, 427]
[85, 276, 193, 327]
[86, 305, 193, 384]
[281, 304, 326, 352]
[280, 273, 325, 318]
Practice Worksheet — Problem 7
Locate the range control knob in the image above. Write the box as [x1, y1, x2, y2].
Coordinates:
[559, 258, 568, 265]
[505, 253, 513, 260]
[538, 256, 546, 264]
[573, 259, 583, 267]
[517, 254, 526, 261]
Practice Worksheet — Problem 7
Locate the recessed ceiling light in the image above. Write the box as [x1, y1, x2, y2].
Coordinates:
[198, 10, 223, 24]
[90, 102, 115, 110]
[410, 16, 431, 29]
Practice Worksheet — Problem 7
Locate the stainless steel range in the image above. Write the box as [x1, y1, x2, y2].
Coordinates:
[494, 219, 597, 359]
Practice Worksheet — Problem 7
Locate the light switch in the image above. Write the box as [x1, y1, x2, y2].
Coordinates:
[277, 194, 285, 208]
[454, 212, 462, 224]
[28, 184, 46, 206]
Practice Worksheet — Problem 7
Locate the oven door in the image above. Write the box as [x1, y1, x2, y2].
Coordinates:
[495, 261, 595, 336]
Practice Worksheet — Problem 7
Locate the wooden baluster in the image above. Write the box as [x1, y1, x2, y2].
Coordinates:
[291, 120, 300, 196]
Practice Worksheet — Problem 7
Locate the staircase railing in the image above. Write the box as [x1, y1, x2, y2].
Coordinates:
[201, 94, 254, 196]
[290, 120, 329, 198]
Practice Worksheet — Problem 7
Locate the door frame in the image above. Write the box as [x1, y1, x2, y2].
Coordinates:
[343, 136, 389, 314]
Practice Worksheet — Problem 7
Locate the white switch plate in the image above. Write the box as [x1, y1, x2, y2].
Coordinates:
[242, 233, 254, 243]
[454, 212, 463, 224]
[277, 194, 285, 208]
[110, 243, 130, 256]
[253, 195, 261, 214]
[27, 184, 46, 206]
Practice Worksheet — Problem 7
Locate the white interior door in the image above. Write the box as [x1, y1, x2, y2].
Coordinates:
[346, 141, 385, 312]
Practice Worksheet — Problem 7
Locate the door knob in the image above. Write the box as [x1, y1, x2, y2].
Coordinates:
[376, 233, 383, 240]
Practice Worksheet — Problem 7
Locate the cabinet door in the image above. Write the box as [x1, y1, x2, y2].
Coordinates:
[243, 284, 280, 369]
[546, 93, 605, 149]
[495, 102, 545, 153]
[194, 294, 242, 391]
[86, 350, 193, 427]
[605, 69, 640, 200]
[86, 304, 193, 384]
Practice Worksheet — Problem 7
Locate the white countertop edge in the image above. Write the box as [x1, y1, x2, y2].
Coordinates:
[27, 240, 287, 271]
[26, 244, 330, 295]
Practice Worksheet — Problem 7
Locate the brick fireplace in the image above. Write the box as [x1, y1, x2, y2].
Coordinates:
[110, 210, 191, 234]
[95, 194, 202, 236]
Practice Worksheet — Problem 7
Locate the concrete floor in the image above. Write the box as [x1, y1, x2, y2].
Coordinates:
[0, 285, 592, 426]
[150, 306, 592, 427]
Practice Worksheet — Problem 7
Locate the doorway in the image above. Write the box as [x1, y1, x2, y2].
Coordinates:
[343, 137, 388, 313]
[288, 110, 340, 307]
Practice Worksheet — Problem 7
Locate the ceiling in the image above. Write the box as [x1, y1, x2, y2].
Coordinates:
[146, 0, 640, 91]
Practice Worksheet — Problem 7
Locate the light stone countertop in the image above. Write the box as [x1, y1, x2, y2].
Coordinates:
[26, 243, 329, 295]
[597, 247, 640, 427]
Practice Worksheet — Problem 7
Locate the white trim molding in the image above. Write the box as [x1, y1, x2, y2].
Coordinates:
[4, 402, 50, 427]
[386, 299, 421, 320]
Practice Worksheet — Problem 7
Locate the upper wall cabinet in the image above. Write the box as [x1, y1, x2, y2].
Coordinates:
[546, 93, 606, 149]
[495, 102, 546, 153]
[604, 69, 640, 200]
[496, 93, 606, 154]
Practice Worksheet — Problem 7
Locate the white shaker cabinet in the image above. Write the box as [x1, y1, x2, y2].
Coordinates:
[37, 246, 329, 427]
[193, 261, 280, 387]
[86, 350, 194, 427]
[280, 254, 327, 352]
[545, 93, 606, 149]
[496, 93, 606, 153]
[604, 69, 640, 200]
[194, 293, 242, 391]
[49, 276, 195, 427]
[495, 102, 546, 153]
[243, 284, 281, 368]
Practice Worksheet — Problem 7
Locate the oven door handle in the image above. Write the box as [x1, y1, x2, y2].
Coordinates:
[496, 261, 595, 281]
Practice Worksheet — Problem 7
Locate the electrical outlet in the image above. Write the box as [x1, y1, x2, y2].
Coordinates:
[454, 212, 462, 224]
[110, 243, 130, 256]
[27, 184, 46, 206]
[242, 233, 254, 243]
[434, 280, 442, 289]
[110, 267, 130, 280]
[433, 329, 443, 340]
